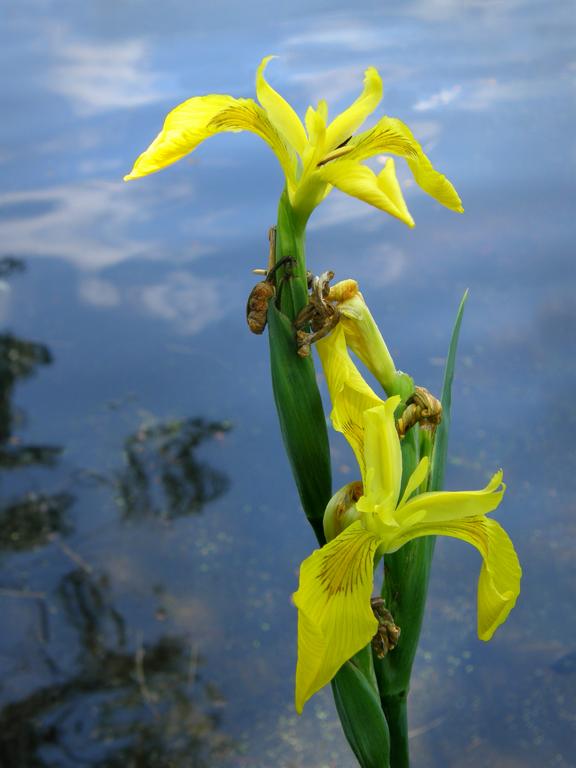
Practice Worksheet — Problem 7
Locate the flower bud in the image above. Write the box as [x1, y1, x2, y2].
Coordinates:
[323, 481, 363, 542]
[328, 280, 413, 399]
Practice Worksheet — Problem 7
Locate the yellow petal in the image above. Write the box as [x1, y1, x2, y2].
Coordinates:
[317, 159, 415, 227]
[207, 98, 299, 192]
[397, 469, 505, 525]
[332, 281, 413, 397]
[316, 324, 384, 481]
[325, 67, 383, 152]
[256, 56, 308, 157]
[376, 158, 415, 224]
[317, 99, 329, 124]
[124, 94, 241, 180]
[290, 101, 330, 217]
[360, 402, 402, 512]
[327, 278, 360, 304]
[304, 102, 328, 153]
[398, 456, 430, 507]
[293, 521, 381, 712]
[395, 515, 521, 641]
[346, 117, 463, 212]
[124, 95, 297, 194]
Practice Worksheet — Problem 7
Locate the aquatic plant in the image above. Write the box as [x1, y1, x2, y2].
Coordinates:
[126, 57, 520, 768]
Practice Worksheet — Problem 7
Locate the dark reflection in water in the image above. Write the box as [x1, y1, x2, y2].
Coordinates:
[0, 569, 233, 767]
[116, 417, 232, 522]
[0, 327, 60, 471]
[1, 1, 575, 762]
[0, 257, 72, 551]
[0, 493, 73, 553]
[0, 257, 26, 279]
[57, 569, 127, 660]
[0, 260, 236, 767]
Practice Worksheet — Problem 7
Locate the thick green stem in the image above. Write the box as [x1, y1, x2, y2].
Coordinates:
[374, 428, 435, 766]
[267, 190, 331, 545]
[268, 191, 392, 766]
[381, 694, 409, 768]
[274, 189, 309, 320]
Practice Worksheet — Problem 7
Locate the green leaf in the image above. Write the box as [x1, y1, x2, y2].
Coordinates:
[429, 289, 468, 492]
[375, 293, 468, 765]
[377, 291, 469, 696]
[267, 303, 332, 544]
[332, 648, 390, 768]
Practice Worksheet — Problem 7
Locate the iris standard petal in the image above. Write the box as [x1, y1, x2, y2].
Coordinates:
[325, 67, 383, 152]
[393, 516, 521, 641]
[305, 99, 328, 145]
[291, 102, 331, 217]
[317, 324, 384, 481]
[344, 117, 463, 212]
[304, 101, 329, 161]
[293, 521, 381, 713]
[256, 56, 308, 157]
[361, 402, 402, 512]
[397, 470, 505, 525]
[398, 456, 430, 507]
[317, 159, 415, 227]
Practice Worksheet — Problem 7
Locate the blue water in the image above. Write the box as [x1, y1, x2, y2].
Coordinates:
[1, 1, 575, 765]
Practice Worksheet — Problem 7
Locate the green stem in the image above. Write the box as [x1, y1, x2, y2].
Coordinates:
[381, 694, 409, 768]
[374, 428, 434, 766]
[268, 192, 391, 766]
[267, 190, 332, 544]
[274, 189, 309, 320]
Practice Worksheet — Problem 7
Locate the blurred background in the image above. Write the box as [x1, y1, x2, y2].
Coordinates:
[0, 0, 574, 765]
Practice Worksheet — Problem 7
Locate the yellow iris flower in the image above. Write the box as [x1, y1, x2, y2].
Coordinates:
[292, 323, 521, 713]
[124, 57, 463, 226]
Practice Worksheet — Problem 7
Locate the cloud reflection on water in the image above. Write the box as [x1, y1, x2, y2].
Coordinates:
[47, 25, 174, 115]
[134, 271, 230, 335]
[0, 0, 575, 764]
[0, 180, 216, 270]
[0, 181, 155, 270]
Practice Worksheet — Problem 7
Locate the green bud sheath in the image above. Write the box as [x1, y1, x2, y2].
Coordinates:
[332, 647, 391, 768]
[267, 304, 330, 543]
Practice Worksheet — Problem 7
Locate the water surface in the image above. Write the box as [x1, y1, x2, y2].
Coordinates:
[1, 1, 575, 765]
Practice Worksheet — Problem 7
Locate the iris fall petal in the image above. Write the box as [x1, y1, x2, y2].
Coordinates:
[293, 521, 381, 713]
